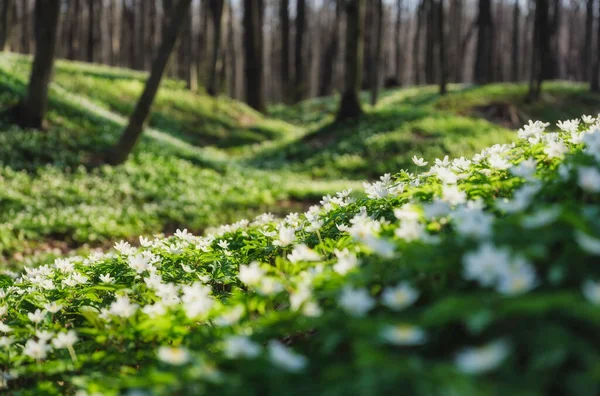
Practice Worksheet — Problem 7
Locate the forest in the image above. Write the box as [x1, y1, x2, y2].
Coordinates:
[0, 0, 599, 394]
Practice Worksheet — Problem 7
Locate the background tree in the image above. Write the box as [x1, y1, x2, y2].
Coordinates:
[11, 0, 61, 129]
[0, 0, 13, 51]
[243, 0, 265, 112]
[294, 0, 306, 103]
[280, 0, 290, 101]
[106, 0, 193, 165]
[337, 0, 365, 121]
[207, 0, 225, 96]
[318, 0, 341, 97]
[370, 0, 383, 105]
[527, 0, 549, 102]
[474, 0, 494, 84]
[438, 0, 448, 94]
[511, 0, 520, 81]
[592, 0, 600, 92]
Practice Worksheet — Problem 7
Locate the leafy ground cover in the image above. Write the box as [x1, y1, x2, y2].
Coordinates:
[1, 115, 600, 394]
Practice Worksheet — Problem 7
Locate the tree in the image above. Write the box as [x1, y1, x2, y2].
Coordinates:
[592, 0, 600, 92]
[412, 1, 424, 85]
[87, 0, 94, 62]
[10, 0, 61, 130]
[0, 0, 13, 51]
[510, 0, 520, 82]
[583, 0, 594, 81]
[280, 0, 290, 101]
[370, 0, 383, 105]
[337, 0, 365, 121]
[395, 0, 403, 84]
[243, 0, 265, 112]
[425, 0, 435, 84]
[318, 0, 341, 97]
[294, 0, 306, 103]
[106, 0, 193, 165]
[527, 0, 549, 102]
[474, 0, 494, 84]
[438, 0, 448, 94]
[207, 0, 225, 96]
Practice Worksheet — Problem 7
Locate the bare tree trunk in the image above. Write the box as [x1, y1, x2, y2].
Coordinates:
[12, 0, 61, 129]
[294, 0, 306, 102]
[227, 0, 237, 98]
[337, 0, 365, 120]
[319, 0, 341, 96]
[86, 0, 94, 62]
[21, 0, 31, 54]
[413, 1, 424, 85]
[280, 0, 290, 101]
[207, 0, 225, 96]
[592, 0, 600, 91]
[107, 0, 193, 165]
[425, 0, 435, 84]
[582, 0, 593, 81]
[438, 0, 448, 94]
[243, 0, 265, 111]
[395, 0, 403, 83]
[527, 0, 548, 102]
[511, 0, 520, 81]
[0, 0, 13, 51]
[474, 0, 494, 84]
[370, 0, 383, 105]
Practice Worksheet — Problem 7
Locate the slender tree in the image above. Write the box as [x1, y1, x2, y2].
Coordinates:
[294, 0, 306, 102]
[21, 0, 31, 54]
[370, 0, 383, 105]
[527, 0, 549, 102]
[425, 0, 435, 84]
[413, 1, 424, 85]
[438, 0, 448, 94]
[207, 0, 225, 96]
[337, 0, 365, 120]
[395, 0, 403, 84]
[592, 0, 600, 92]
[511, 0, 520, 81]
[474, 0, 494, 84]
[106, 0, 193, 165]
[87, 0, 94, 62]
[11, 0, 61, 129]
[280, 0, 290, 101]
[318, 0, 341, 96]
[583, 0, 594, 81]
[243, 0, 265, 112]
[0, 0, 13, 51]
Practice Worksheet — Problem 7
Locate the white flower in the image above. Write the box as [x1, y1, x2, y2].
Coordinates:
[114, 240, 134, 255]
[557, 119, 579, 133]
[412, 156, 428, 167]
[181, 264, 194, 273]
[255, 277, 284, 296]
[108, 295, 138, 318]
[214, 305, 245, 327]
[43, 302, 63, 314]
[455, 340, 510, 375]
[27, 309, 47, 324]
[488, 155, 512, 170]
[582, 115, 596, 124]
[544, 141, 568, 159]
[381, 283, 419, 311]
[441, 185, 467, 206]
[0, 336, 14, 347]
[333, 249, 359, 275]
[23, 339, 50, 360]
[511, 158, 537, 179]
[495, 257, 537, 296]
[435, 155, 451, 167]
[496, 184, 539, 213]
[521, 207, 561, 229]
[139, 236, 152, 247]
[338, 287, 375, 317]
[380, 324, 426, 346]
[142, 303, 167, 318]
[452, 207, 494, 239]
[273, 227, 295, 247]
[223, 336, 261, 359]
[463, 243, 511, 286]
[287, 244, 321, 263]
[582, 280, 600, 304]
[577, 167, 600, 193]
[174, 228, 193, 241]
[52, 330, 78, 349]
[238, 262, 266, 287]
[268, 341, 307, 373]
[435, 167, 458, 184]
[0, 322, 11, 333]
[575, 231, 600, 255]
[35, 330, 53, 342]
[128, 254, 150, 274]
[518, 120, 548, 140]
[99, 273, 115, 284]
[181, 283, 214, 318]
[157, 346, 190, 365]
[395, 219, 425, 242]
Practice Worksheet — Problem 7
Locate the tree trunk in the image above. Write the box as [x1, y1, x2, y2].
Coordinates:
[438, 0, 448, 94]
[12, 0, 61, 129]
[413, 1, 424, 85]
[243, 0, 265, 112]
[294, 0, 306, 103]
[425, 0, 435, 84]
[510, 0, 520, 82]
[474, 0, 494, 84]
[0, 0, 13, 51]
[527, 0, 548, 102]
[370, 0, 383, 105]
[395, 0, 403, 83]
[107, 0, 193, 165]
[280, 0, 290, 101]
[318, 0, 341, 97]
[207, 0, 225, 96]
[582, 0, 593, 81]
[337, 0, 365, 121]
[87, 0, 94, 62]
[227, 0, 237, 98]
[592, 0, 600, 92]
[21, 0, 31, 54]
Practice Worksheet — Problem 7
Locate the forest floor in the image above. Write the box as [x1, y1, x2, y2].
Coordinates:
[0, 52, 599, 269]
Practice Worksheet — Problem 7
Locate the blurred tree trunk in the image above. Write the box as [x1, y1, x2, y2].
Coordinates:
[12, 0, 61, 129]
[243, 0, 265, 112]
[474, 0, 493, 84]
[413, 1, 424, 85]
[425, 0, 435, 84]
[319, 0, 341, 96]
[107, 0, 193, 165]
[395, 0, 403, 83]
[546, 0, 560, 79]
[592, 0, 600, 92]
[438, 0, 448, 94]
[294, 0, 306, 102]
[280, 0, 290, 101]
[337, 0, 365, 120]
[21, 0, 31, 54]
[87, 0, 94, 62]
[370, 0, 383, 105]
[227, 0, 237, 98]
[527, 0, 549, 102]
[583, 0, 593, 81]
[511, 0, 519, 81]
[207, 0, 225, 96]
[0, 0, 13, 51]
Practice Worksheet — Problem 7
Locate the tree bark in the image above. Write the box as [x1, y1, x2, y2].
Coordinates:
[280, 0, 290, 101]
[337, 0, 365, 121]
[207, 0, 225, 96]
[511, 0, 520, 82]
[294, 0, 306, 102]
[87, 0, 94, 62]
[582, 0, 593, 81]
[243, 0, 265, 112]
[370, 0, 383, 105]
[413, 1, 424, 85]
[107, 0, 193, 165]
[21, 0, 31, 54]
[527, 0, 549, 102]
[395, 0, 403, 83]
[438, 0, 448, 94]
[474, 0, 494, 84]
[425, 0, 435, 84]
[318, 0, 341, 96]
[0, 0, 13, 51]
[592, 0, 600, 92]
[12, 0, 61, 129]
